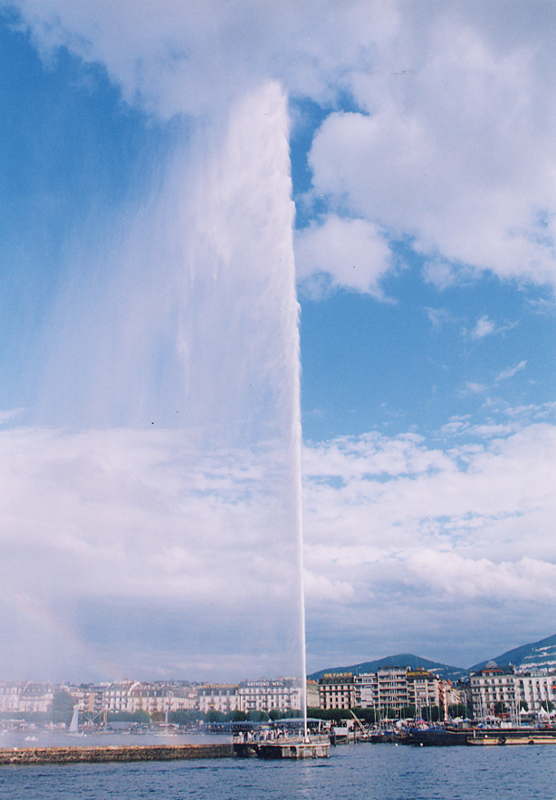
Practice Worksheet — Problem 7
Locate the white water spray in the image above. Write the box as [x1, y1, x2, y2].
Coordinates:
[7, 82, 308, 696]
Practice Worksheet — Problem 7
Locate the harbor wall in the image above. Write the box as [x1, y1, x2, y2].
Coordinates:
[0, 743, 234, 765]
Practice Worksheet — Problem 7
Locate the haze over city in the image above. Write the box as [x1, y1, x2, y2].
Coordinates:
[0, 0, 555, 684]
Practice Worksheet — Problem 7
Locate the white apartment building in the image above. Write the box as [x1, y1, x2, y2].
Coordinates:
[407, 669, 442, 715]
[128, 683, 197, 715]
[470, 665, 517, 719]
[238, 678, 301, 713]
[354, 673, 378, 708]
[376, 667, 410, 711]
[328, 668, 459, 717]
[198, 684, 240, 714]
[306, 679, 320, 709]
[103, 682, 135, 713]
[515, 672, 556, 713]
[0, 682, 54, 714]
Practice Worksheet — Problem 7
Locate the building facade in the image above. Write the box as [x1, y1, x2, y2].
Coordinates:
[0, 682, 54, 714]
[319, 674, 356, 710]
[237, 678, 301, 713]
[198, 684, 240, 714]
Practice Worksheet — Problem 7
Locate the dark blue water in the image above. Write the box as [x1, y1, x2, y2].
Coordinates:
[1, 744, 555, 800]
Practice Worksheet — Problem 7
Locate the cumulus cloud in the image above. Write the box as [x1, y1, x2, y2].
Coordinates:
[4, 0, 556, 674]
[302, 421, 556, 666]
[304, 6, 556, 290]
[8, 0, 556, 292]
[6, 415, 554, 676]
[295, 215, 392, 298]
[0, 425, 305, 681]
[8, 0, 399, 116]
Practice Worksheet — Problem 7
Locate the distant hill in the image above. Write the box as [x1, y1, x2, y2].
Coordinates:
[308, 654, 468, 683]
[470, 633, 556, 673]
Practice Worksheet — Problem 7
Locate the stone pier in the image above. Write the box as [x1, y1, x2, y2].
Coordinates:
[0, 743, 234, 766]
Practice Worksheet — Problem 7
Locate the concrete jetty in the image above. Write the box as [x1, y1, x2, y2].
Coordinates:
[233, 735, 330, 759]
[0, 743, 234, 766]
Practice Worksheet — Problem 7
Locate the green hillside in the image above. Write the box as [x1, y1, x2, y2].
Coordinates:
[308, 654, 468, 683]
[470, 633, 556, 673]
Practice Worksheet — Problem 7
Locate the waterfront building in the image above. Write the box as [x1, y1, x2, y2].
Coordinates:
[0, 681, 54, 714]
[318, 673, 355, 710]
[198, 684, 240, 714]
[237, 677, 301, 713]
[470, 664, 556, 718]
[407, 669, 442, 716]
[354, 673, 378, 708]
[470, 664, 517, 720]
[73, 684, 110, 715]
[306, 679, 320, 709]
[104, 681, 136, 713]
[376, 667, 410, 712]
[515, 671, 556, 713]
[128, 682, 198, 715]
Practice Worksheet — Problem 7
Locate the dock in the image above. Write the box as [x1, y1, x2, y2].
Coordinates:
[0, 743, 233, 766]
[233, 735, 330, 759]
[405, 728, 556, 747]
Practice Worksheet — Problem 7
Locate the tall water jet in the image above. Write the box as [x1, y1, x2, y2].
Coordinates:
[3, 81, 308, 702]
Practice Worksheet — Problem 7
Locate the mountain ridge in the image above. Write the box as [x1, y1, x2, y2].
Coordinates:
[470, 633, 556, 673]
[308, 654, 467, 683]
[308, 633, 556, 683]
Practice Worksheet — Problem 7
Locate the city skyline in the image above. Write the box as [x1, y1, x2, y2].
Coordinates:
[0, 1, 555, 681]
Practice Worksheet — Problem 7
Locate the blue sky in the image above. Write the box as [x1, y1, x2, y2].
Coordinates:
[0, 1, 555, 682]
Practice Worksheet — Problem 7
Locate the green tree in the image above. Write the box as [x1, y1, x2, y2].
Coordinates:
[169, 709, 197, 725]
[51, 690, 75, 726]
[352, 707, 377, 724]
[106, 709, 151, 724]
[246, 710, 269, 722]
[206, 709, 226, 723]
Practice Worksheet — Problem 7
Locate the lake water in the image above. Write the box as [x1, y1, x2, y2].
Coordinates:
[1, 742, 555, 800]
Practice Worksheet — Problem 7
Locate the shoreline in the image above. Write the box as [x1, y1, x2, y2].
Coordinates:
[0, 743, 234, 766]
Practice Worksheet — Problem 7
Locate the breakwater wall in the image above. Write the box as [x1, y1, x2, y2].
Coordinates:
[0, 743, 234, 766]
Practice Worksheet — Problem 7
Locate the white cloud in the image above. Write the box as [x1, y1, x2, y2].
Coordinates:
[6, 416, 553, 676]
[9, 0, 400, 116]
[464, 315, 518, 340]
[5, 0, 556, 673]
[305, 8, 556, 290]
[9, 1, 556, 291]
[302, 421, 556, 664]
[0, 425, 305, 681]
[470, 315, 495, 339]
[463, 381, 488, 394]
[496, 360, 527, 382]
[295, 215, 392, 297]
[425, 306, 458, 329]
[405, 550, 556, 601]
[304, 570, 355, 602]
